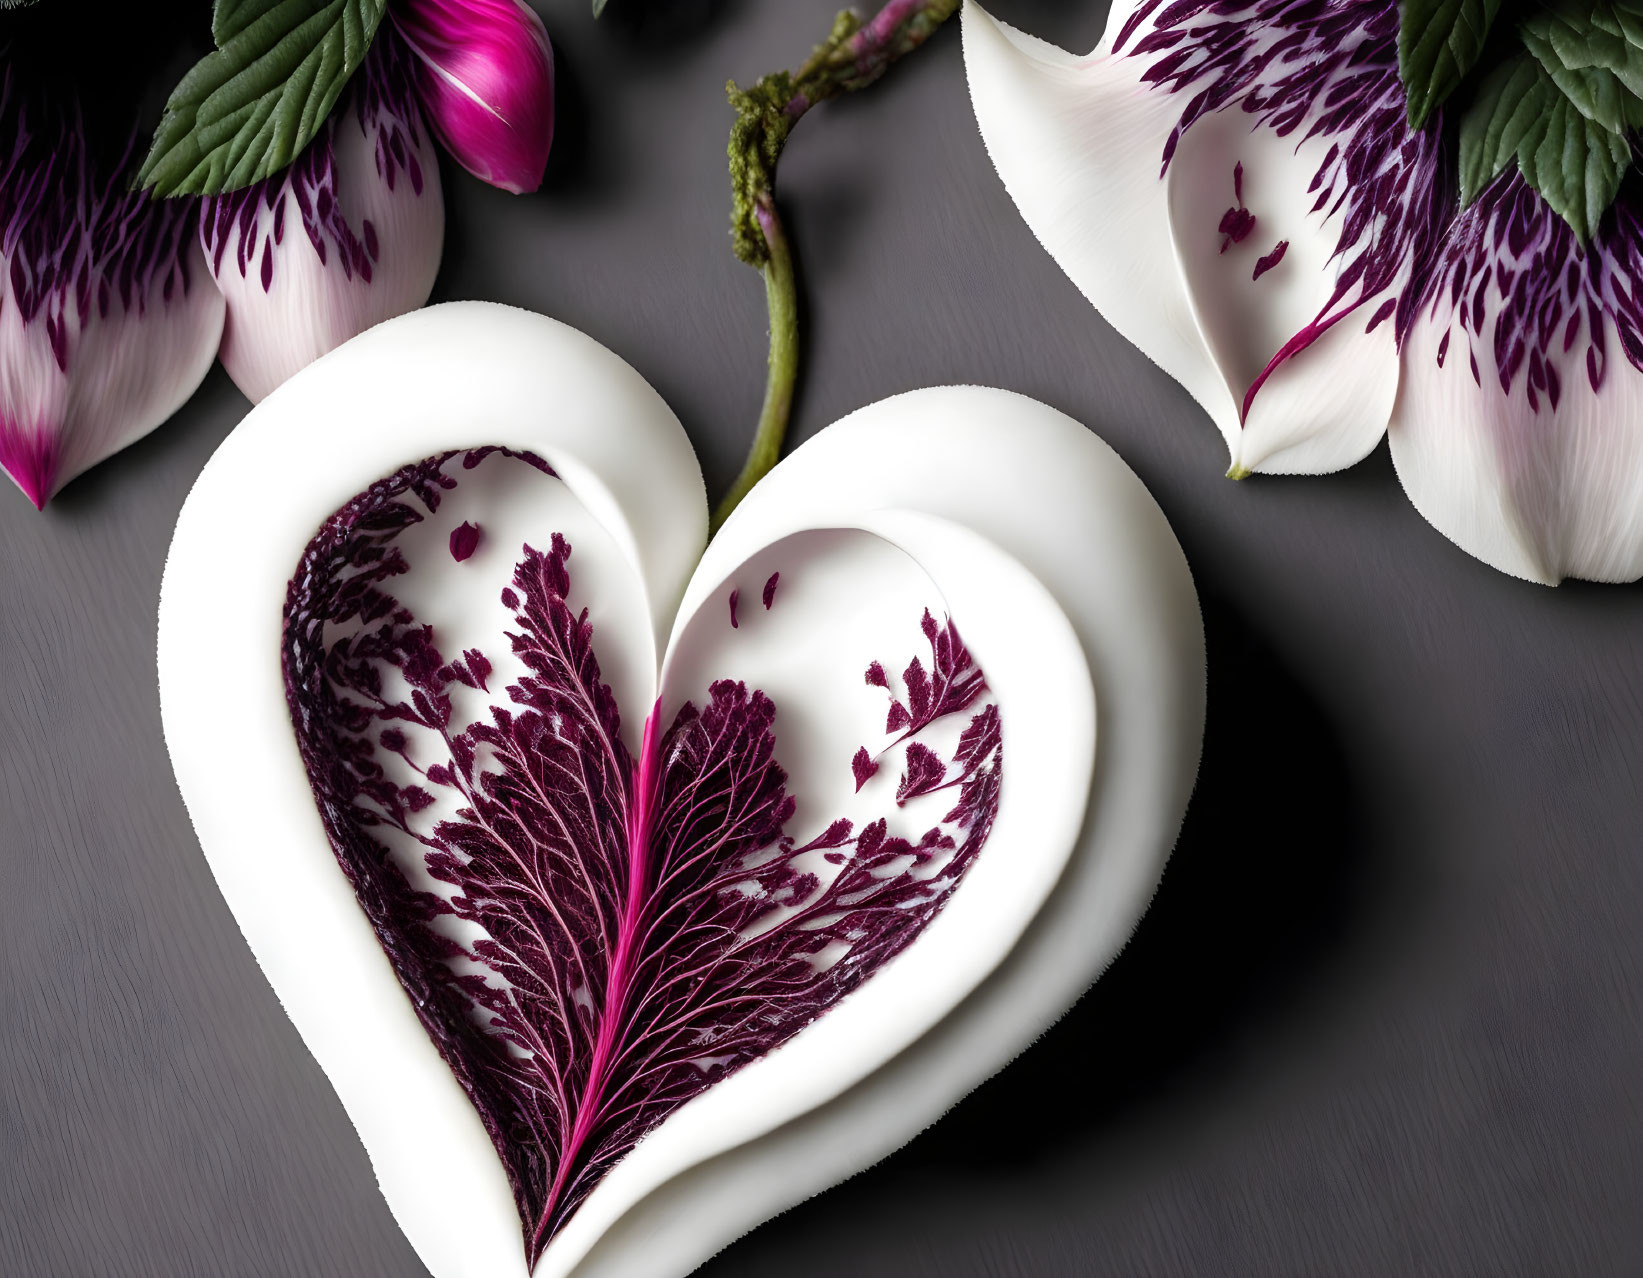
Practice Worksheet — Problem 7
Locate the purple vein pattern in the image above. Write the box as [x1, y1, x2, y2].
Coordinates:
[280, 451, 1004, 1265]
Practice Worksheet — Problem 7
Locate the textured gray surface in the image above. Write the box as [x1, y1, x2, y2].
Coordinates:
[3, 1, 1642, 1274]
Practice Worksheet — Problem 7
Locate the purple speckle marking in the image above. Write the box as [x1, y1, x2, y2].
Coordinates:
[1218, 161, 1256, 253]
[1253, 240, 1289, 281]
[852, 747, 879, 792]
[449, 521, 482, 562]
[728, 589, 740, 629]
[762, 572, 779, 610]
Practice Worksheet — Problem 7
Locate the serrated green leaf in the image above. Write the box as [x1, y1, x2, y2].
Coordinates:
[1518, 90, 1633, 239]
[213, 0, 287, 45]
[1398, 0, 1504, 130]
[1458, 49, 1632, 240]
[1521, 22, 1643, 130]
[1521, 1, 1643, 129]
[1458, 54, 1554, 203]
[137, 0, 387, 198]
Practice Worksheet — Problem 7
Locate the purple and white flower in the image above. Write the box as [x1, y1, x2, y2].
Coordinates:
[964, 0, 1643, 584]
[0, 0, 554, 510]
[0, 74, 224, 510]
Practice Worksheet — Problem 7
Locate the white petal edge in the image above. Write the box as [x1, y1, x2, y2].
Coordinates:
[209, 104, 444, 404]
[158, 304, 1204, 1277]
[1391, 314, 1643, 584]
[961, 0, 1398, 476]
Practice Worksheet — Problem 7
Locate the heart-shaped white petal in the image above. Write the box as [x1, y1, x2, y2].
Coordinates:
[159, 302, 1203, 1277]
[961, 0, 1399, 476]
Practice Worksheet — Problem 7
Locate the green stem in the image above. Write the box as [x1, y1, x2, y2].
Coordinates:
[713, 197, 799, 532]
[715, 0, 959, 528]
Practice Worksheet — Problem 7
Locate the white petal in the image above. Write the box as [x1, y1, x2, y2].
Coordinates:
[0, 238, 224, 508]
[207, 97, 444, 403]
[1163, 106, 1399, 475]
[1391, 313, 1643, 585]
[962, 1, 1399, 475]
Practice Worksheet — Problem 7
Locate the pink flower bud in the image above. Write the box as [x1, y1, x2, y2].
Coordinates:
[395, 0, 556, 195]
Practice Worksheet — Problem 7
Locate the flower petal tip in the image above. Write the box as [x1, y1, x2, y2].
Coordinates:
[397, 0, 556, 195]
[0, 425, 59, 510]
[1225, 463, 1252, 481]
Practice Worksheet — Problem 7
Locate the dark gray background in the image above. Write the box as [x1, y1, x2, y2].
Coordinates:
[4, 1, 1641, 1274]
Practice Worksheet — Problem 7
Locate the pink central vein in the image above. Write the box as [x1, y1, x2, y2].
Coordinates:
[532, 699, 664, 1252]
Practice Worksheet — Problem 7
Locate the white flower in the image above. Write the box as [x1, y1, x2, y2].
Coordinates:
[964, 0, 1643, 584]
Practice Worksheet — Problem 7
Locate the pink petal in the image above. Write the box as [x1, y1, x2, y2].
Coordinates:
[395, 0, 555, 195]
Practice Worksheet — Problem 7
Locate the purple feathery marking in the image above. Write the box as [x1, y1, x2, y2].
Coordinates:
[449, 521, 482, 562]
[852, 746, 879, 791]
[0, 70, 200, 364]
[1253, 240, 1289, 281]
[0, 67, 205, 506]
[1118, 0, 1450, 418]
[281, 451, 1003, 1266]
[1419, 173, 1643, 406]
[762, 571, 779, 609]
[728, 588, 740, 628]
[201, 29, 425, 295]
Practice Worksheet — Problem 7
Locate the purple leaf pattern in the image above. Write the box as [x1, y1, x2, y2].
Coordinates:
[281, 452, 1004, 1266]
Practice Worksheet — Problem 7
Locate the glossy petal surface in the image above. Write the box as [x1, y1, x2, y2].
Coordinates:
[396, 0, 555, 194]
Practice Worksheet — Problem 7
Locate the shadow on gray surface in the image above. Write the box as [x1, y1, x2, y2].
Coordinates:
[600, 0, 743, 56]
[707, 588, 1381, 1255]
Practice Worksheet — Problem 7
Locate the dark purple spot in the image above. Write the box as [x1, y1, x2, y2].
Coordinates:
[728, 589, 740, 629]
[1252, 240, 1289, 281]
[449, 522, 482, 562]
[762, 572, 779, 610]
[852, 747, 878, 792]
[1218, 206, 1256, 253]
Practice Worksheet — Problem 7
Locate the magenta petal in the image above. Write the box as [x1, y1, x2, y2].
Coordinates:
[395, 0, 555, 195]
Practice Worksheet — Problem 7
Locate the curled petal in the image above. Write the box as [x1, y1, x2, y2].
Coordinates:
[1391, 179, 1643, 584]
[394, 0, 555, 194]
[0, 84, 225, 509]
[962, 0, 1441, 476]
[201, 37, 443, 403]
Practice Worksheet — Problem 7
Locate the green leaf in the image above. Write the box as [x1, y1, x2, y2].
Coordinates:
[1398, 0, 1504, 130]
[137, 0, 387, 198]
[1458, 53, 1555, 202]
[213, 0, 288, 44]
[1518, 89, 1633, 239]
[1520, 1, 1643, 130]
[1458, 50, 1632, 240]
